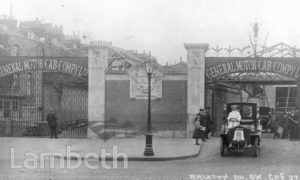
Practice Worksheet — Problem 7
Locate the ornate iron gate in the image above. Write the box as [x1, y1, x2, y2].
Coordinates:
[0, 56, 88, 138]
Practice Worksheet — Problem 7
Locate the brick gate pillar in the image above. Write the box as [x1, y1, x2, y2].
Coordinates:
[87, 42, 109, 138]
[184, 43, 209, 137]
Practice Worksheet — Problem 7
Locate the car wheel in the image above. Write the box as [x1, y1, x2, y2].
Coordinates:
[220, 137, 225, 156]
[253, 137, 259, 157]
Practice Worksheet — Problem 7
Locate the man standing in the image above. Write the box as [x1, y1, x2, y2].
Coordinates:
[192, 109, 207, 143]
[204, 107, 212, 139]
[46, 110, 58, 138]
[289, 110, 299, 140]
[274, 113, 288, 139]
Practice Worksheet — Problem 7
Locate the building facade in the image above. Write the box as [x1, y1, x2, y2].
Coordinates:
[0, 16, 298, 138]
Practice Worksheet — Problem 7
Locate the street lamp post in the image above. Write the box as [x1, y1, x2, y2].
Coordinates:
[39, 38, 45, 122]
[144, 60, 154, 156]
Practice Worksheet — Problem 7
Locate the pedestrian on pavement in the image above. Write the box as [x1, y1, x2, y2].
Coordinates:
[281, 113, 290, 139]
[289, 110, 299, 140]
[204, 107, 213, 139]
[268, 109, 277, 133]
[272, 117, 280, 139]
[46, 110, 58, 139]
[193, 109, 206, 144]
[274, 113, 288, 139]
[283, 113, 290, 139]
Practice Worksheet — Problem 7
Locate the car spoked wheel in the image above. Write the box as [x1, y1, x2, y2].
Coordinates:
[220, 137, 225, 156]
[253, 137, 259, 157]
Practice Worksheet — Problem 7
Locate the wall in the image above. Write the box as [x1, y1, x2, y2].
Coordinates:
[297, 80, 300, 109]
[105, 79, 187, 137]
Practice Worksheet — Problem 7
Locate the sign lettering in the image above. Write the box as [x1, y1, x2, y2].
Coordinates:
[206, 59, 299, 79]
[0, 59, 88, 78]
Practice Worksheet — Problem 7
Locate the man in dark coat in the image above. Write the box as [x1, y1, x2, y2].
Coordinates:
[289, 110, 299, 140]
[46, 111, 58, 138]
[274, 113, 288, 139]
[204, 107, 213, 139]
[193, 109, 207, 144]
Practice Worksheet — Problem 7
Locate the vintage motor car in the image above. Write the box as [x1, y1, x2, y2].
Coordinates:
[220, 102, 262, 157]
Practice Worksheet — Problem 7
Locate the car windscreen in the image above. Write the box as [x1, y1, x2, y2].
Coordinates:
[227, 104, 256, 119]
[241, 105, 254, 119]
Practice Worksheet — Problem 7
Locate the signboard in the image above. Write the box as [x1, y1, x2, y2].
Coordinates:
[129, 68, 163, 99]
[205, 58, 300, 80]
[108, 58, 132, 71]
[0, 58, 88, 78]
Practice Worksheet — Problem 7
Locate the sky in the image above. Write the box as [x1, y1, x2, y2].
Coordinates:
[1, 0, 300, 64]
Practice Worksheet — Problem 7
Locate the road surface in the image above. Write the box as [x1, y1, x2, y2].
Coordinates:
[1, 136, 299, 180]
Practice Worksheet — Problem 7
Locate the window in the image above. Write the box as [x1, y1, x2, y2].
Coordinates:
[242, 105, 253, 118]
[12, 74, 18, 92]
[26, 73, 32, 95]
[276, 87, 296, 111]
[12, 101, 18, 111]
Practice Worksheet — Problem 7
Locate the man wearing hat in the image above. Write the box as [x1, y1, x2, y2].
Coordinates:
[193, 108, 207, 144]
[46, 110, 58, 138]
[289, 110, 299, 140]
[204, 107, 213, 139]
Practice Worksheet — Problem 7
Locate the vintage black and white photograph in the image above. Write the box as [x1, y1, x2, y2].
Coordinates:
[0, 0, 299, 179]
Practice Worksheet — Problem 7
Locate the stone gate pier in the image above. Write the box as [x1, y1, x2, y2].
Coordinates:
[184, 43, 208, 137]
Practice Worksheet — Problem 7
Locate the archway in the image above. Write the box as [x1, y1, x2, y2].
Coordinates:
[0, 56, 88, 138]
[205, 57, 300, 135]
[184, 43, 300, 139]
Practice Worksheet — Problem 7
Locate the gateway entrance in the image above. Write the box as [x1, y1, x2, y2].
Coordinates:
[183, 39, 300, 139]
[0, 56, 88, 138]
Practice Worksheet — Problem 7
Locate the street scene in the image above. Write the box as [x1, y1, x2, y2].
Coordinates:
[0, 0, 300, 179]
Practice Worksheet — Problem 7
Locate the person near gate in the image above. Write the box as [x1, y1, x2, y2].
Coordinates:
[273, 112, 288, 139]
[204, 107, 213, 139]
[289, 110, 299, 140]
[193, 109, 207, 145]
[46, 110, 58, 139]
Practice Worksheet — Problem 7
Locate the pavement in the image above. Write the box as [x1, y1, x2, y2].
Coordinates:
[1, 134, 300, 180]
[0, 137, 201, 161]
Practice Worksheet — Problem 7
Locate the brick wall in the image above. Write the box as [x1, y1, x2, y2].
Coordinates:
[297, 80, 300, 109]
[105, 80, 187, 137]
